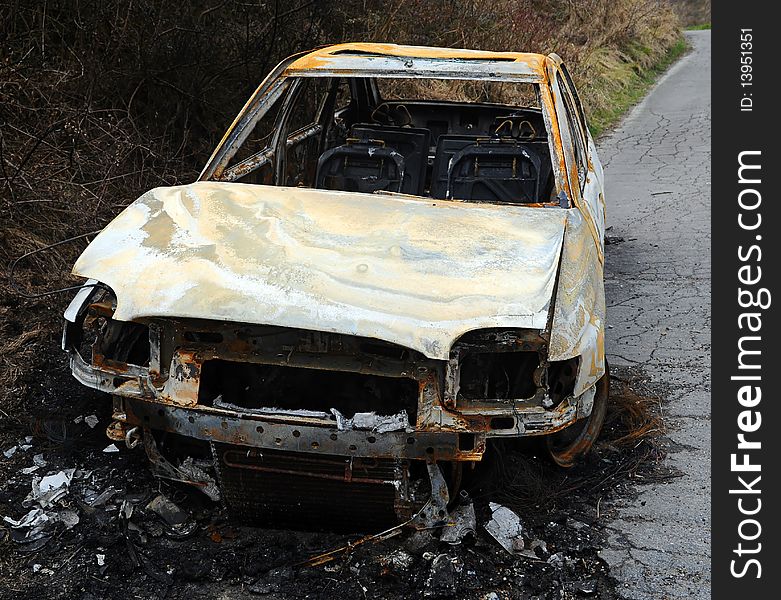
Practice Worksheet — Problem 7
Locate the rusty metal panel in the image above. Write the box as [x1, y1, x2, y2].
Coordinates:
[72, 182, 568, 360]
[121, 399, 484, 461]
[547, 208, 606, 395]
[283, 43, 547, 83]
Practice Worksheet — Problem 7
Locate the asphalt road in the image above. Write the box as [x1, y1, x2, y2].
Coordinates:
[598, 30, 711, 598]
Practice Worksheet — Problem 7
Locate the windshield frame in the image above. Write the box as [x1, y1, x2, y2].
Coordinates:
[199, 65, 575, 209]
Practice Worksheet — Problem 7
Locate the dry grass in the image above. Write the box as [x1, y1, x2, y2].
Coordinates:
[480, 369, 672, 513]
[668, 0, 711, 27]
[603, 375, 666, 448]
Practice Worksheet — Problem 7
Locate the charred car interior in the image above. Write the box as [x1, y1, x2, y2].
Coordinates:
[214, 72, 558, 207]
[63, 43, 609, 532]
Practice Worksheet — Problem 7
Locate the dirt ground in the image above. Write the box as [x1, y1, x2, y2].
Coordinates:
[0, 356, 675, 600]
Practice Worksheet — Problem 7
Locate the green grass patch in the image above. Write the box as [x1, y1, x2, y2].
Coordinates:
[587, 37, 689, 137]
[686, 23, 711, 30]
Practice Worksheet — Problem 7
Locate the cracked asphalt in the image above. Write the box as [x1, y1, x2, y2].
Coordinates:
[598, 30, 711, 599]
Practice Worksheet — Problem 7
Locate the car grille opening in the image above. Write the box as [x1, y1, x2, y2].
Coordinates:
[458, 350, 538, 400]
[197, 359, 419, 421]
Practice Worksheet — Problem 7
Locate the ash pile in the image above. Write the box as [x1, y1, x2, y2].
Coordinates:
[1, 368, 671, 599]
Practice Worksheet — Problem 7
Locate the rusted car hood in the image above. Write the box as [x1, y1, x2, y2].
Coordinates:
[73, 182, 568, 360]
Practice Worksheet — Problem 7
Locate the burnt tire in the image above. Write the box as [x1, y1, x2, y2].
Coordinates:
[545, 361, 609, 468]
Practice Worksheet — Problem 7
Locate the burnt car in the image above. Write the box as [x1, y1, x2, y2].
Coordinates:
[63, 43, 608, 531]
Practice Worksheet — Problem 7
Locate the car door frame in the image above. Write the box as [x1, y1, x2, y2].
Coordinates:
[546, 55, 605, 263]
